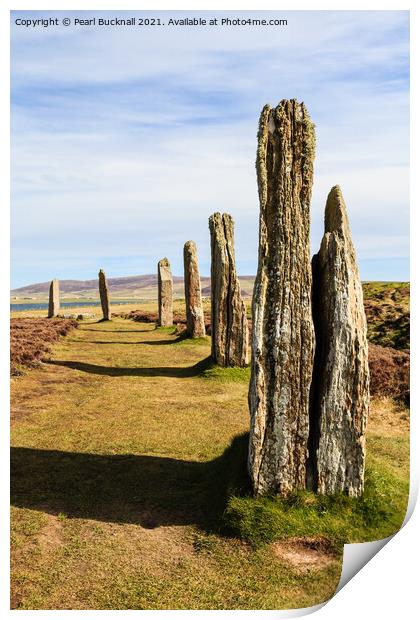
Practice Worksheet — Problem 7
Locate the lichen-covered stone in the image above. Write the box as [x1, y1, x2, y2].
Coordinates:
[98, 269, 111, 321]
[183, 241, 206, 338]
[309, 186, 369, 497]
[48, 279, 60, 318]
[209, 213, 248, 367]
[158, 258, 173, 327]
[248, 100, 316, 497]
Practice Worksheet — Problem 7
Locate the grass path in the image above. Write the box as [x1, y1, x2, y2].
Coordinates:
[11, 318, 406, 610]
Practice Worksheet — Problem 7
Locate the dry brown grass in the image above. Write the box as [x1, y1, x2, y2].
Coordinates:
[368, 397, 410, 436]
[10, 318, 78, 376]
[368, 343, 409, 404]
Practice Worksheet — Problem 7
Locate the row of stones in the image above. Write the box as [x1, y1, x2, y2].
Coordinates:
[47, 99, 369, 500]
[48, 219, 249, 367]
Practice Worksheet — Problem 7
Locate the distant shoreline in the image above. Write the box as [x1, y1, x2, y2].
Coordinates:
[10, 300, 143, 312]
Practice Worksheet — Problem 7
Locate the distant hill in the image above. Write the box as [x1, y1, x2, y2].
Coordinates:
[11, 274, 255, 301]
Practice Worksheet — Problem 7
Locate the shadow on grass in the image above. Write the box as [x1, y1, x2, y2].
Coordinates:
[78, 334, 199, 346]
[136, 333, 208, 346]
[84, 330, 195, 345]
[46, 356, 214, 378]
[81, 341, 155, 345]
[11, 433, 249, 533]
[81, 328, 154, 334]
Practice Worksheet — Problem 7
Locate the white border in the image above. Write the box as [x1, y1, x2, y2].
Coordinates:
[2, 1, 417, 618]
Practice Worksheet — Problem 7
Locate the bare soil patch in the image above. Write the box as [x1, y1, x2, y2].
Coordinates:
[272, 537, 337, 573]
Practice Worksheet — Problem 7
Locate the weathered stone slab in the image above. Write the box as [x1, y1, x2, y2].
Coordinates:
[183, 241, 206, 338]
[248, 100, 316, 497]
[158, 258, 173, 327]
[309, 186, 369, 497]
[48, 279, 60, 318]
[209, 212, 248, 367]
[98, 269, 111, 321]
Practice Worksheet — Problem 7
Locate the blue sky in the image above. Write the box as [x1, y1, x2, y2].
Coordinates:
[11, 10, 409, 288]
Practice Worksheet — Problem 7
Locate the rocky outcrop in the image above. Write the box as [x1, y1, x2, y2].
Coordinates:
[248, 100, 316, 497]
[47, 279, 60, 318]
[98, 269, 111, 321]
[209, 213, 248, 367]
[158, 258, 173, 327]
[183, 241, 206, 338]
[309, 186, 369, 497]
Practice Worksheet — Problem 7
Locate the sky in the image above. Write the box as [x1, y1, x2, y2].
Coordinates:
[10, 10, 409, 289]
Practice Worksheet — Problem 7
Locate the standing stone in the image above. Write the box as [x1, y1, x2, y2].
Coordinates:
[209, 213, 248, 367]
[248, 100, 316, 497]
[47, 279, 60, 318]
[309, 186, 369, 497]
[183, 241, 206, 338]
[98, 269, 111, 321]
[158, 258, 173, 327]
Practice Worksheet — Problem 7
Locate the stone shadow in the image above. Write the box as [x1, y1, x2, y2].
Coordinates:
[46, 356, 213, 378]
[11, 433, 249, 532]
[81, 328, 153, 334]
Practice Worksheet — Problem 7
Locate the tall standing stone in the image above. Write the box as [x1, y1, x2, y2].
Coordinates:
[209, 213, 248, 367]
[183, 241, 206, 338]
[47, 279, 60, 318]
[248, 100, 316, 497]
[98, 269, 111, 321]
[309, 186, 369, 497]
[158, 258, 173, 327]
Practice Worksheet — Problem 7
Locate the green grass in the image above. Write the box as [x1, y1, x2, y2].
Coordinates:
[224, 462, 408, 548]
[362, 281, 409, 300]
[362, 282, 410, 349]
[10, 318, 409, 610]
[201, 364, 251, 383]
[154, 325, 178, 334]
[224, 403, 410, 550]
[175, 335, 210, 347]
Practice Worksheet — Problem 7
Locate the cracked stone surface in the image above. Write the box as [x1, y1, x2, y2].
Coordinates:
[183, 241, 206, 338]
[248, 100, 316, 497]
[98, 269, 111, 321]
[209, 212, 248, 367]
[309, 186, 369, 497]
[48, 279, 60, 318]
[158, 258, 173, 327]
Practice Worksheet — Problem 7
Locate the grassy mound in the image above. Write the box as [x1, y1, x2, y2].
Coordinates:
[223, 408, 409, 549]
[363, 282, 409, 350]
[223, 464, 408, 548]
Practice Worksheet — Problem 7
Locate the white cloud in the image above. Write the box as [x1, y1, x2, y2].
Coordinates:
[11, 10, 409, 286]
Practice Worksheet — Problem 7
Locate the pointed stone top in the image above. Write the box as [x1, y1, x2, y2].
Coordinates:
[325, 185, 350, 235]
[158, 257, 171, 267]
[98, 268, 105, 275]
